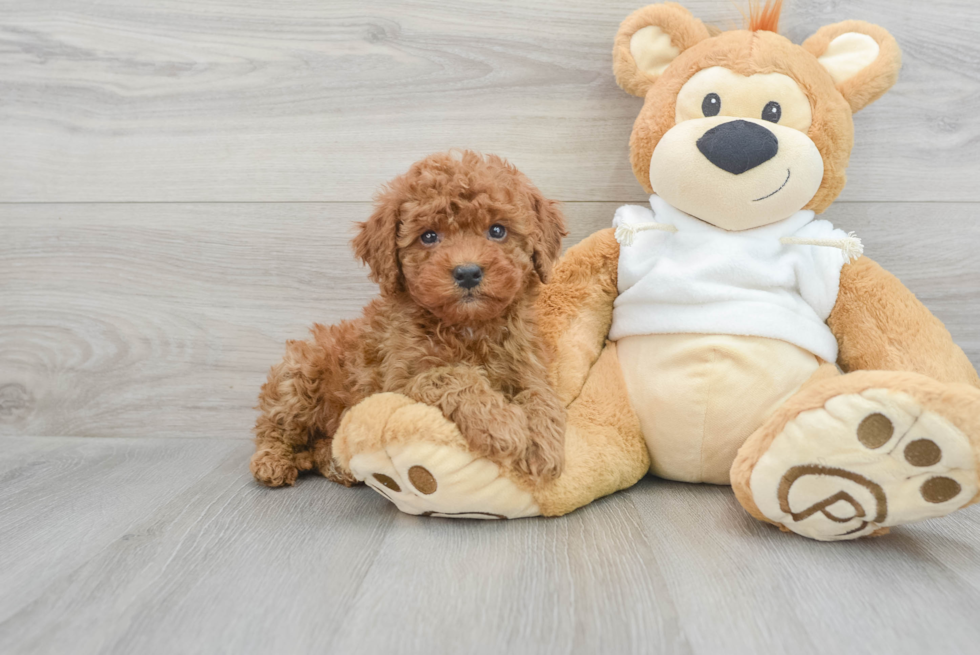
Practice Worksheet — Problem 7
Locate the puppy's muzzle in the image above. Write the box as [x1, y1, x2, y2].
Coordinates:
[453, 263, 483, 290]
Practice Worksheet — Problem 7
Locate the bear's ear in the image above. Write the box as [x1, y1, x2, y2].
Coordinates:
[803, 20, 902, 113]
[613, 3, 712, 97]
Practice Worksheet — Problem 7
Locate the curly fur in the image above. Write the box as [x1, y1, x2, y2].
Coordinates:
[251, 151, 568, 488]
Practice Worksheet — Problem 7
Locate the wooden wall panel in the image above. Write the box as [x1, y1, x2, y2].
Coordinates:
[1, 201, 976, 439]
[0, 0, 977, 202]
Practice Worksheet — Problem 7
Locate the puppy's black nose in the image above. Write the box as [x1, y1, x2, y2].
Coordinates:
[697, 119, 778, 175]
[453, 264, 483, 290]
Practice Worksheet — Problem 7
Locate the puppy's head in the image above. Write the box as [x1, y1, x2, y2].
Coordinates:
[352, 151, 567, 325]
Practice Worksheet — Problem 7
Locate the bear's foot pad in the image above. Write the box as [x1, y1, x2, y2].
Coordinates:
[351, 442, 540, 519]
[339, 396, 541, 519]
[750, 388, 979, 541]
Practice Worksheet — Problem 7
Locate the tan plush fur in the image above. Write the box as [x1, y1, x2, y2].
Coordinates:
[251, 151, 568, 488]
[332, 392, 473, 471]
[536, 228, 621, 405]
[331, 393, 420, 471]
[535, 343, 651, 516]
[627, 28, 855, 214]
[829, 258, 980, 388]
[618, 5, 976, 532]
[613, 3, 712, 97]
[534, 5, 978, 523]
[803, 21, 903, 114]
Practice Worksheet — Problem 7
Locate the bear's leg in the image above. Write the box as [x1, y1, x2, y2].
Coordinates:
[731, 370, 980, 541]
[332, 343, 650, 518]
[535, 342, 650, 516]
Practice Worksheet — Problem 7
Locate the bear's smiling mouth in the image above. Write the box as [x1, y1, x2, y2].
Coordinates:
[752, 169, 791, 202]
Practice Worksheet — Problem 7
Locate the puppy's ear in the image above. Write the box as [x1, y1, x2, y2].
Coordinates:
[803, 21, 902, 113]
[613, 3, 711, 97]
[527, 188, 568, 284]
[352, 185, 403, 296]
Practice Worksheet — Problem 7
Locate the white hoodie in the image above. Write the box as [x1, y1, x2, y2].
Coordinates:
[610, 195, 848, 363]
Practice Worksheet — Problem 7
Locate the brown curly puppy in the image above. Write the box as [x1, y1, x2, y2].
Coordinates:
[251, 151, 568, 488]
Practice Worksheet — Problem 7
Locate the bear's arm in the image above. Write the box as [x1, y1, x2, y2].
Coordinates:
[536, 228, 621, 405]
[827, 256, 980, 387]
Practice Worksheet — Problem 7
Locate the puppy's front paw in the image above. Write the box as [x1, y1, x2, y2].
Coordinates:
[250, 449, 299, 487]
[311, 437, 359, 487]
[458, 405, 529, 466]
[518, 417, 565, 483]
[517, 445, 562, 483]
[458, 406, 565, 484]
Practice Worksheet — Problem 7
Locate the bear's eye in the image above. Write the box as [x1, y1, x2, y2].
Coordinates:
[420, 230, 439, 245]
[762, 101, 782, 123]
[487, 224, 507, 240]
[702, 93, 721, 117]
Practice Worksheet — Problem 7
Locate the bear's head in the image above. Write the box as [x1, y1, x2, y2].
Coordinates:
[614, 1, 902, 230]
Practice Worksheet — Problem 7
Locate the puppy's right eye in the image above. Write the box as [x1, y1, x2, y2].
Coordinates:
[487, 224, 507, 240]
[702, 93, 721, 117]
[420, 230, 439, 245]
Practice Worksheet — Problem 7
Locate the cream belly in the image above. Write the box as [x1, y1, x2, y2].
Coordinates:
[616, 333, 823, 484]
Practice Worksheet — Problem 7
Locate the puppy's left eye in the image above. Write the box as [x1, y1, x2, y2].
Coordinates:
[762, 101, 781, 123]
[487, 224, 507, 240]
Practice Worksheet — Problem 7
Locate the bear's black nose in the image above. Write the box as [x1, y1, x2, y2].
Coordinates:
[696, 119, 778, 175]
[453, 264, 483, 290]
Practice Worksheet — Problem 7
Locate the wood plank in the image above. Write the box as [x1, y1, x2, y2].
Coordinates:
[1, 436, 978, 654]
[631, 478, 980, 655]
[0, 436, 398, 655]
[1, 201, 977, 440]
[0, 1, 977, 203]
[0, 437, 243, 624]
[331, 496, 687, 655]
[0, 202, 378, 439]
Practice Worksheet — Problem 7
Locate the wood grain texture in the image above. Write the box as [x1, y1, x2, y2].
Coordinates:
[1, 201, 976, 440]
[0, 436, 978, 655]
[0, 438, 238, 626]
[1, 0, 978, 202]
[631, 479, 980, 655]
[2, 2, 979, 652]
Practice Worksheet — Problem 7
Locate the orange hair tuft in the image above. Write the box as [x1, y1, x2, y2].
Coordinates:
[747, 0, 783, 33]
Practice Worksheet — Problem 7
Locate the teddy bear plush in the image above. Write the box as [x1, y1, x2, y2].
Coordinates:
[330, 1, 980, 540]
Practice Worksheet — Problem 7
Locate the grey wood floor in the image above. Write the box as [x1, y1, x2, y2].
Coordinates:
[1, 1, 979, 654]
